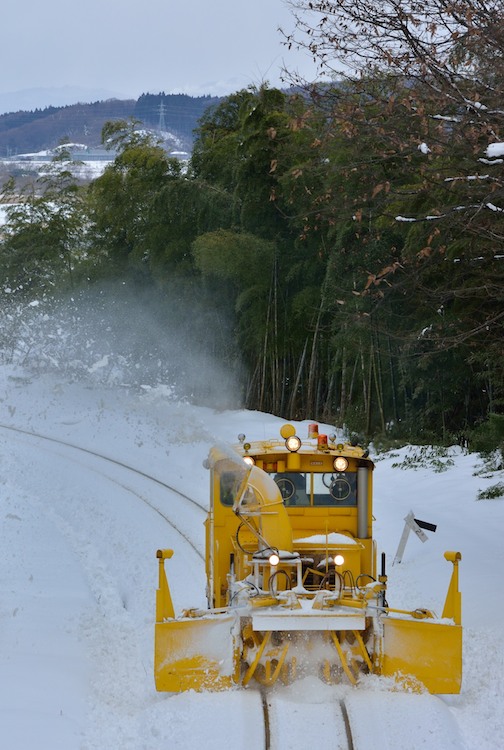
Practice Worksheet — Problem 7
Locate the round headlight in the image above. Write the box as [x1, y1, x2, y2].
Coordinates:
[243, 455, 255, 467]
[334, 554, 345, 566]
[285, 435, 301, 452]
[269, 552, 280, 566]
[333, 456, 349, 472]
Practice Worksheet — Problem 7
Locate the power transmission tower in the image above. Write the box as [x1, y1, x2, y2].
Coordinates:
[157, 100, 167, 132]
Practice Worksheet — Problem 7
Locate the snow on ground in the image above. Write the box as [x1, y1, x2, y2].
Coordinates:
[0, 364, 503, 749]
[0, 158, 110, 182]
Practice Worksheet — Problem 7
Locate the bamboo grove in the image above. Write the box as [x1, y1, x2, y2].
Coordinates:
[1, 1, 503, 449]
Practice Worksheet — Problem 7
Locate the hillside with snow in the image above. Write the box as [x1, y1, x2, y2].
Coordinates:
[0, 92, 220, 162]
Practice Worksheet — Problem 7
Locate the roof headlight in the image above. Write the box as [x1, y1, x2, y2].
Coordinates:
[333, 456, 349, 472]
[243, 455, 255, 467]
[285, 435, 301, 452]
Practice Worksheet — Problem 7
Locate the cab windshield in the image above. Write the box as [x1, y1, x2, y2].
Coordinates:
[271, 472, 357, 507]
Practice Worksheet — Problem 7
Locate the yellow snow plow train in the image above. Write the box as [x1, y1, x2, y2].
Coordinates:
[154, 424, 462, 694]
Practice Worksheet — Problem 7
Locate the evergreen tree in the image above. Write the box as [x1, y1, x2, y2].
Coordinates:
[0, 146, 87, 296]
[86, 120, 178, 278]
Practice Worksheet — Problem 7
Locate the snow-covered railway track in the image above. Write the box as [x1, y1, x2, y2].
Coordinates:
[163, 685, 460, 750]
[259, 687, 464, 750]
[0, 421, 206, 560]
[0, 421, 204, 508]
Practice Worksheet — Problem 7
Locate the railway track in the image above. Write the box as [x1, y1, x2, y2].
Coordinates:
[0, 421, 206, 559]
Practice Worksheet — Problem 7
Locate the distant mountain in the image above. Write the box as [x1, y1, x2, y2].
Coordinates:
[0, 87, 130, 116]
[0, 93, 223, 157]
[0, 100, 137, 157]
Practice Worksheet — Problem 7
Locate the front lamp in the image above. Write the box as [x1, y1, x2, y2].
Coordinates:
[268, 552, 280, 566]
[243, 455, 255, 467]
[285, 435, 301, 452]
[333, 456, 349, 472]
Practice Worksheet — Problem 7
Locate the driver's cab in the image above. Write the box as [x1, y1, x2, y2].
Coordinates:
[207, 427, 376, 605]
[271, 470, 357, 507]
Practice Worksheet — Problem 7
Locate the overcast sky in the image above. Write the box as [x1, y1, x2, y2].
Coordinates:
[0, 0, 318, 102]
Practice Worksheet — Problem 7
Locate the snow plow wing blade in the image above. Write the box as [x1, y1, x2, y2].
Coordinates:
[154, 614, 240, 692]
[382, 616, 462, 693]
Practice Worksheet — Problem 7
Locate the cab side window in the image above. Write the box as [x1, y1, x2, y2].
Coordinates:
[220, 472, 236, 506]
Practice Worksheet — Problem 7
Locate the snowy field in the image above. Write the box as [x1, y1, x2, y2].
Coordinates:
[0, 364, 503, 749]
[0, 156, 110, 183]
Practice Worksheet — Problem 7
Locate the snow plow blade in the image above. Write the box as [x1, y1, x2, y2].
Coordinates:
[155, 548, 241, 692]
[382, 616, 462, 693]
[381, 549, 462, 693]
[154, 614, 240, 692]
